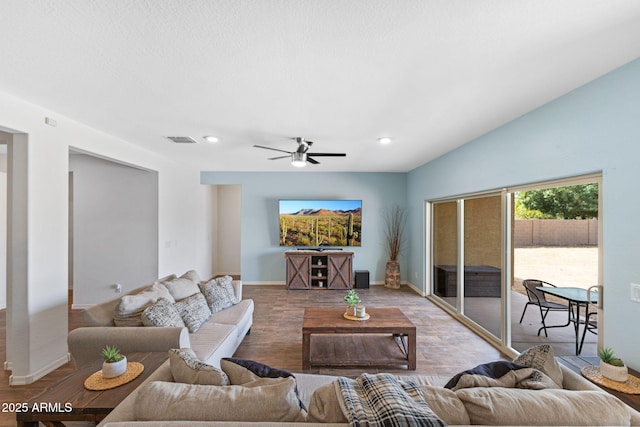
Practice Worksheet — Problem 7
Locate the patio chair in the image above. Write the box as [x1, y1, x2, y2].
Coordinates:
[578, 285, 599, 355]
[519, 279, 570, 337]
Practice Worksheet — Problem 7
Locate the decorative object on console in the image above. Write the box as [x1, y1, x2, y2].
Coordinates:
[101, 345, 127, 379]
[598, 347, 629, 382]
[383, 205, 407, 289]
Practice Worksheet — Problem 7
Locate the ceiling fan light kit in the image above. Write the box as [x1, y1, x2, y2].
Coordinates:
[254, 137, 346, 167]
[291, 152, 307, 167]
[203, 136, 219, 143]
[378, 137, 393, 144]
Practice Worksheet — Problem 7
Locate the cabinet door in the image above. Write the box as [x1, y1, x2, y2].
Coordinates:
[328, 254, 352, 289]
[286, 254, 311, 289]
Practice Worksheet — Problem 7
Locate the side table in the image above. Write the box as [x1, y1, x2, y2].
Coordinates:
[17, 351, 167, 427]
[559, 356, 640, 413]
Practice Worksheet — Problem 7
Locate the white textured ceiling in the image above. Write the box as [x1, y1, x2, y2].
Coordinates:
[1, 1, 640, 172]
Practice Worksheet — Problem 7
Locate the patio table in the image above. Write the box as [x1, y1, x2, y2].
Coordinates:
[535, 286, 598, 355]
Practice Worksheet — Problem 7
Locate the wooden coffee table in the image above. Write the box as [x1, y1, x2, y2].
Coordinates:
[302, 307, 416, 370]
[16, 351, 167, 426]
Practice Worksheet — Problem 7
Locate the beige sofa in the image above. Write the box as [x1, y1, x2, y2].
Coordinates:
[93, 354, 640, 426]
[68, 273, 253, 368]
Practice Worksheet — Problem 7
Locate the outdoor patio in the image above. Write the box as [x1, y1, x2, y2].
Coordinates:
[457, 291, 597, 357]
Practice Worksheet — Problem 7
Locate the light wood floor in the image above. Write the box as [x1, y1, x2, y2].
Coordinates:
[0, 285, 506, 426]
[235, 285, 505, 377]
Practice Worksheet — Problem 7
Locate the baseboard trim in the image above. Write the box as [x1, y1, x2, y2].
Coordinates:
[9, 353, 70, 385]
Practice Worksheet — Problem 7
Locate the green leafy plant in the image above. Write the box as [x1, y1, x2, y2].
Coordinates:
[598, 347, 624, 367]
[344, 289, 361, 307]
[101, 345, 124, 363]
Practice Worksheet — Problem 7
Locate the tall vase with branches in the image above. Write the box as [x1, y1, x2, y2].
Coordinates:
[384, 206, 406, 289]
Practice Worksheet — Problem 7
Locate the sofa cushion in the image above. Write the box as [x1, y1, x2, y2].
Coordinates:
[134, 378, 307, 422]
[513, 344, 563, 387]
[141, 298, 185, 328]
[199, 277, 239, 313]
[187, 322, 238, 366]
[419, 385, 471, 426]
[161, 270, 201, 301]
[168, 348, 229, 385]
[307, 381, 348, 423]
[114, 283, 175, 327]
[173, 293, 211, 333]
[455, 387, 631, 426]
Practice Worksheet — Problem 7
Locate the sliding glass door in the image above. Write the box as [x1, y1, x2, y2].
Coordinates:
[429, 173, 601, 356]
[431, 195, 503, 341]
[462, 195, 503, 339]
[432, 201, 458, 309]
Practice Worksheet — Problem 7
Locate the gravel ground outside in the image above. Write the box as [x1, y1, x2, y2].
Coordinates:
[513, 246, 598, 295]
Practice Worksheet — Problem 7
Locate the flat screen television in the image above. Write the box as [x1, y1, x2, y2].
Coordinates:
[279, 200, 362, 247]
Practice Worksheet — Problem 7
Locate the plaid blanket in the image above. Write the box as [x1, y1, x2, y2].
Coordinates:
[335, 373, 446, 427]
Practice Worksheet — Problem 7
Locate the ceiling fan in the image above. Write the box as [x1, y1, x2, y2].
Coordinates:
[254, 137, 346, 167]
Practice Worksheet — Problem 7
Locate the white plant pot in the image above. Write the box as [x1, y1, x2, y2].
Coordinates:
[102, 356, 127, 379]
[600, 360, 628, 382]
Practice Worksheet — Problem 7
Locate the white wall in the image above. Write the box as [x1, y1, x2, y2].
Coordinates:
[69, 154, 159, 305]
[0, 151, 6, 309]
[0, 91, 215, 383]
[216, 185, 241, 276]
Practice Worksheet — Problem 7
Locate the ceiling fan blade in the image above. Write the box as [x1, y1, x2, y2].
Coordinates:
[306, 152, 346, 157]
[307, 157, 320, 165]
[268, 155, 290, 160]
[254, 144, 292, 154]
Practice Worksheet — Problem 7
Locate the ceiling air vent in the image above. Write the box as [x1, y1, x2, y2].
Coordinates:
[165, 136, 199, 144]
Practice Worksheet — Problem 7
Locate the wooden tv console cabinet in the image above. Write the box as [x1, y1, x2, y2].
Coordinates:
[285, 250, 353, 290]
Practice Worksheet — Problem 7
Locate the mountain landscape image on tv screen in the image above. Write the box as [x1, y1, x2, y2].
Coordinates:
[279, 200, 362, 247]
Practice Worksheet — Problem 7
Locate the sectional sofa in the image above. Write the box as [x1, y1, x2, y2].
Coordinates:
[92, 348, 640, 426]
[67, 271, 254, 368]
[68, 275, 640, 426]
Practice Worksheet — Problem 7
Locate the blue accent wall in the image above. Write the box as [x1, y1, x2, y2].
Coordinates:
[407, 58, 640, 368]
[200, 172, 407, 284]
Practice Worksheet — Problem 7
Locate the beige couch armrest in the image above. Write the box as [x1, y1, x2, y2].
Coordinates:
[68, 326, 190, 368]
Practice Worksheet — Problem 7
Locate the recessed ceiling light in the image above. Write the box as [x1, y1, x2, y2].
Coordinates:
[203, 136, 219, 143]
[378, 137, 393, 144]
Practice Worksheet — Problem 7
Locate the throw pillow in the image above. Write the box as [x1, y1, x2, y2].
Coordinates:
[161, 270, 201, 301]
[221, 357, 295, 385]
[199, 277, 237, 313]
[444, 361, 558, 391]
[221, 357, 305, 410]
[141, 297, 185, 328]
[445, 361, 529, 389]
[173, 292, 211, 333]
[114, 283, 175, 326]
[169, 348, 229, 385]
[135, 378, 307, 422]
[513, 344, 563, 387]
[215, 275, 240, 304]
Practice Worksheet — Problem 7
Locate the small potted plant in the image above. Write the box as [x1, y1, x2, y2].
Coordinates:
[598, 347, 628, 382]
[344, 289, 361, 316]
[101, 345, 127, 379]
